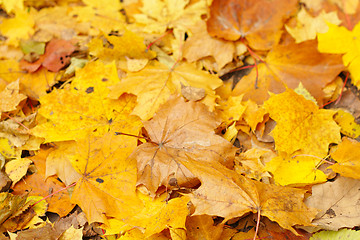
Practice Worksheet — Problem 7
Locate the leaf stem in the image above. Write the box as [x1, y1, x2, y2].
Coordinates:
[31, 181, 77, 207]
[3, 113, 30, 131]
[146, 29, 174, 52]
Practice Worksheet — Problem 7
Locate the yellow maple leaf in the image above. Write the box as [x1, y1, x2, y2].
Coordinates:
[263, 88, 341, 157]
[265, 153, 327, 186]
[285, 7, 341, 43]
[133, 0, 207, 34]
[0, 59, 57, 99]
[88, 31, 156, 62]
[70, 131, 141, 224]
[333, 109, 360, 138]
[127, 193, 189, 237]
[70, 0, 125, 36]
[108, 61, 222, 120]
[215, 95, 247, 125]
[31, 62, 141, 142]
[0, 9, 34, 46]
[0, 0, 24, 13]
[330, 137, 360, 179]
[318, 22, 360, 87]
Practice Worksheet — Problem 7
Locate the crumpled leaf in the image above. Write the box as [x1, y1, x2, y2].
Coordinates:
[108, 61, 223, 120]
[0, 192, 27, 226]
[330, 137, 360, 179]
[263, 88, 341, 157]
[206, 0, 298, 50]
[130, 96, 236, 195]
[305, 176, 360, 231]
[70, 131, 141, 224]
[0, 80, 27, 114]
[179, 157, 317, 235]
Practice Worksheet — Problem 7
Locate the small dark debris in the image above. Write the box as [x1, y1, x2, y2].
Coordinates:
[86, 87, 94, 93]
[96, 178, 104, 183]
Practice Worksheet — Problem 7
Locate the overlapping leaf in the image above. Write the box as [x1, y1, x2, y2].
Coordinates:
[70, 131, 141, 224]
[131, 96, 236, 195]
[206, 0, 298, 50]
[108, 61, 223, 120]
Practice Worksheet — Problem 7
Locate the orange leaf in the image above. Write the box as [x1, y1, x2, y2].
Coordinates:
[233, 40, 344, 105]
[11, 148, 75, 217]
[20, 39, 75, 73]
[70, 131, 141, 224]
[206, 0, 298, 50]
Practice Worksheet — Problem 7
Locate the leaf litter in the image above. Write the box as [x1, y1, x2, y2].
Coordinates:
[1, 0, 360, 239]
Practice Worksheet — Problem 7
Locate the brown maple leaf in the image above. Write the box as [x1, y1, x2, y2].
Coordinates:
[128, 95, 237, 195]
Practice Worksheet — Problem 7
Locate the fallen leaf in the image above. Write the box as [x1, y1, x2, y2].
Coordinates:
[333, 109, 360, 138]
[108, 61, 223, 120]
[131, 96, 236, 195]
[88, 31, 156, 62]
[263, 88, 341, 157]
[183, 20, 235, 70]
[0, 9, 34, 47]
[285, 7, 341, 43]
[318, 22, 360, 87]
[20, 38, 76, 73]
[265, 153, 327, 186]
[69, 131, 141, 224]
[31, 62, 140, 142]
[0, 80, 27, 114]
[305, 176, 360, 230]
[125, 193, 189, 238]
[330, 137, 360, 179]
[5, 158, 32, 186]
[0, 192, 27, 226]
[46, 141, 82, 186]
[179, 157, 317, 235]
[186, 215, 224, 240]
[310, 228, 360, 240]
[233, 40, 344, 105]
[11, 148, 75, 217]
[206, 0, 298, 50]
